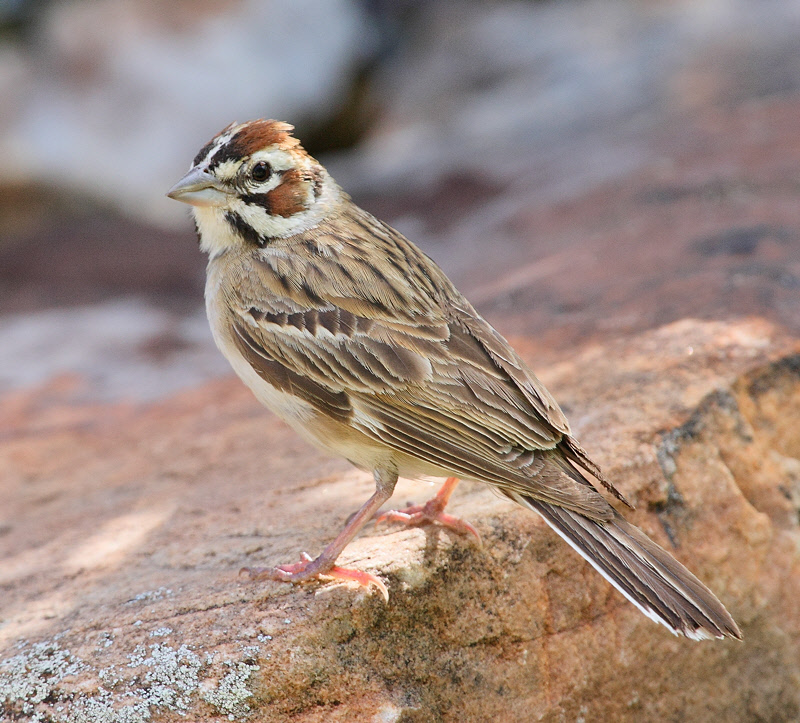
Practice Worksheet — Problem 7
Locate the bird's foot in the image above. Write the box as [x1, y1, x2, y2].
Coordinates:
[376, 478, 482, 546]
[241, 552, 388, 601]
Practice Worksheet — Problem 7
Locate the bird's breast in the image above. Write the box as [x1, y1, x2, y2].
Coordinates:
[204, 272, 313, 424]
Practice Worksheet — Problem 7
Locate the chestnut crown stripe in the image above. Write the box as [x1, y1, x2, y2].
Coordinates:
[197, 119, 298, 168]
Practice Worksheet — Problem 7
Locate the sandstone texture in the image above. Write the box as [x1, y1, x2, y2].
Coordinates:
[2, 320, 799, 722]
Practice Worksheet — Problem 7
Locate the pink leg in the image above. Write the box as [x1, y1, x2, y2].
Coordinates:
[375, 477, 482, 545]
[242, 470, 397, 601]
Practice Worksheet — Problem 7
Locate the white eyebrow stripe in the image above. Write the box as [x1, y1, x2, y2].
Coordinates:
[248, 149, 300, 172]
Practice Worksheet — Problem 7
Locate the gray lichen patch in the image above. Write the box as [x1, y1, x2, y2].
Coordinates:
[127, 642, 203, 712]
[0, 637, 85, 721]
[0, 634, 260, 722]
[126, 588, 174, 605]
[201, 657, 260, 719]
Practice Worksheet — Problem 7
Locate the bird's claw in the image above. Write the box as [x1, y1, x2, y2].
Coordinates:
[240, 553, 388, 601]
[376, 502, 482, 547]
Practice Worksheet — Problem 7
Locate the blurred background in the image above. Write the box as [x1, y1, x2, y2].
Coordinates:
[1, 0, 799, 402]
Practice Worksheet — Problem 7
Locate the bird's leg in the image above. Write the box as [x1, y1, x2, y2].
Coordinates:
[375, 477, 482, 545]
[242, 469, 398, 600]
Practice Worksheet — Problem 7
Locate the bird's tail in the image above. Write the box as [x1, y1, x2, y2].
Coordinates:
[519, 496, 742, 640]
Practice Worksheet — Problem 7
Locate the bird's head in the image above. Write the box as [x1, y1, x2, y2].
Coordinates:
[168, 120, 339, 255]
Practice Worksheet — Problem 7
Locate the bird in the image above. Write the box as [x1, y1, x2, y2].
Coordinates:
[167, 119, 741, 641]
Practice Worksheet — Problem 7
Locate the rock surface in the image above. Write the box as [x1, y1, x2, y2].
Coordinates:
[3, 1, 800, 720]
[2, 319, 799, 722]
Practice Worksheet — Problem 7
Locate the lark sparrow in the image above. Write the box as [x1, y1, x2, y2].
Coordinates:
[167, 120, 741, 640]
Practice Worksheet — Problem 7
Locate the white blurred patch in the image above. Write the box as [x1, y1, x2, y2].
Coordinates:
[0, 299, 230, 401]
[0, 0, 374, 225]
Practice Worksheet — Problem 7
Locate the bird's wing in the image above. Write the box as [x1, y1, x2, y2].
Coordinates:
[227, 229, 619, 519]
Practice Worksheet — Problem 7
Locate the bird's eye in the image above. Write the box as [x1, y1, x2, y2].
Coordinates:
[250, 161, 272, 182]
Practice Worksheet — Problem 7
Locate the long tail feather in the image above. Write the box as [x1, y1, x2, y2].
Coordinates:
[516, 495, 742, 640]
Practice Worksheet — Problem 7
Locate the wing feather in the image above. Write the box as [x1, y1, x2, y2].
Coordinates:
[223, 209, 626, 516]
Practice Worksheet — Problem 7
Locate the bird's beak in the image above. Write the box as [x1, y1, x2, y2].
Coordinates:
[167, 167, 229, 207]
